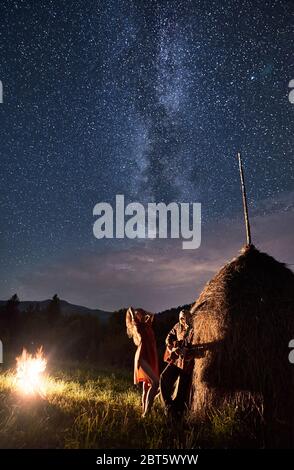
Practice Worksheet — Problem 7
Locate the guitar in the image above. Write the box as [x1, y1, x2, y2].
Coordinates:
[164, 340, 205, 363]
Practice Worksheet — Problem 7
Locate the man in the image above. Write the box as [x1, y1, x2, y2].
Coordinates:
[160, 309, 194, 418]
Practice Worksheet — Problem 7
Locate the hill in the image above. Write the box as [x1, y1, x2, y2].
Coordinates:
[0, 299, 112, 322]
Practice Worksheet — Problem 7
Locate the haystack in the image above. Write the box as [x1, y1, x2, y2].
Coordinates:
[190, 244, 294, 445]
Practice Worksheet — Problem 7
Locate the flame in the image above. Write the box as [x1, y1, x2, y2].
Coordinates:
[15, 347, 47, 396]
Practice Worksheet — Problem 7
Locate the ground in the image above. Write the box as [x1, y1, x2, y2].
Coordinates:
[0, 360, 248, 449]
[0, 361, 192, 449]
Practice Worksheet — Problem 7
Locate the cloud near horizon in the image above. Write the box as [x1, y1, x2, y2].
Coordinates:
[8, 193, 294, 312]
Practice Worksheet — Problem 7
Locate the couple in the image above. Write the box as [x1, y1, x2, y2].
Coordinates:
[126, 307, 194, 418]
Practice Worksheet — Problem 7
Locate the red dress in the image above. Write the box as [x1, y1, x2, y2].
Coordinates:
[134, 320, 159, 385]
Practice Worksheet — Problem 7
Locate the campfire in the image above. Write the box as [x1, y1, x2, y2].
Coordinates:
[15, 347, 47, 397]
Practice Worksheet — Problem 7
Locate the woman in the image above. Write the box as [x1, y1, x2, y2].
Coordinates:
[126, 307, 159, 417]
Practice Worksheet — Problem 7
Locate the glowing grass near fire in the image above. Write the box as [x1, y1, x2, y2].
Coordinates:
[15, 348, 47, 396]
[0, 363, 252, 448]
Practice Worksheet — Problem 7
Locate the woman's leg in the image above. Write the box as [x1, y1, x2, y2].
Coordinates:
[142, 381, 150, 413]
[139, 359, 159, 416]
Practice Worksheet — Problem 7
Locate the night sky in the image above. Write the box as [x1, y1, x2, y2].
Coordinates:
[0, 0, 293, 311]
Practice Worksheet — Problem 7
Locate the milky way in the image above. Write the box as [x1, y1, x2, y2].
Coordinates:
[0, 0, 293, 308]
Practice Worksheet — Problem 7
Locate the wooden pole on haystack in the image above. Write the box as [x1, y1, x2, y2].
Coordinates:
[237, 152, 252, 246]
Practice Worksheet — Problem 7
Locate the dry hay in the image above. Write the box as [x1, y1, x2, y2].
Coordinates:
[190, 245, 294, 446]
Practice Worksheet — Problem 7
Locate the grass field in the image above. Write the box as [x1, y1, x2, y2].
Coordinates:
[0, 361, 189, 449]
[0, 360, 249, 449]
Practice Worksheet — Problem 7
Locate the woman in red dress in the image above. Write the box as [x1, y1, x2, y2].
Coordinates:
[126, 307, 159, 417]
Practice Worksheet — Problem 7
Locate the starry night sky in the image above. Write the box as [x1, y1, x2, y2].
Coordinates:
[0, 0, 293, 311]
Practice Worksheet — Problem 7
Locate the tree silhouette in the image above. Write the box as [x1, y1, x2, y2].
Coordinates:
[47, 294, 61, 325]
[2, 294, 20, 342]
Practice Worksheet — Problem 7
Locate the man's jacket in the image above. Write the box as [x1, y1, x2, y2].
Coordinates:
[163, 322, 194, 373]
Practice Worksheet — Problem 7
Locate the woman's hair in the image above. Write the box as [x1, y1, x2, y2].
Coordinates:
[126, 307, 135, 339]
[126, 307, 152, 346]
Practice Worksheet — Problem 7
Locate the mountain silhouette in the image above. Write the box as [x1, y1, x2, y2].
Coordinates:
[0, 299, 112, 322]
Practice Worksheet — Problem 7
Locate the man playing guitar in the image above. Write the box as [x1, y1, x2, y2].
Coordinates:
[160, 309, 195, 418]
